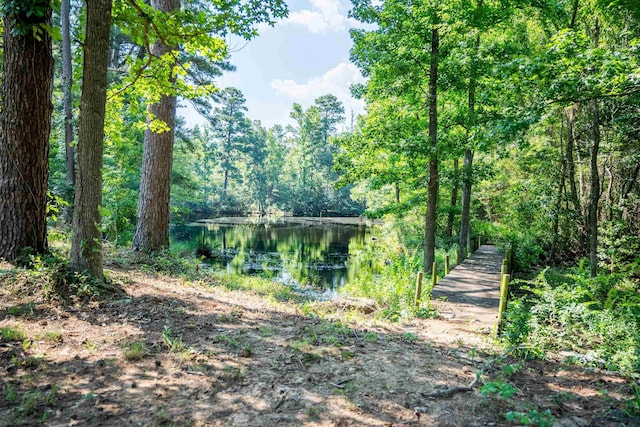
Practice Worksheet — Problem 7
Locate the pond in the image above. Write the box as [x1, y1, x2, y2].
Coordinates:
[171, 217, 379, 299]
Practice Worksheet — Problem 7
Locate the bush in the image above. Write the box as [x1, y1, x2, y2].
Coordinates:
[503, 268, 640, 374]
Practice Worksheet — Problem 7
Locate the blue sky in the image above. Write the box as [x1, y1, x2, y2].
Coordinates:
[178, 0, 367, 129]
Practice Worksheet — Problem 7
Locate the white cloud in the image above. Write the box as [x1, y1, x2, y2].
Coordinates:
[285, 0, 357, 34]
[271, 61, 366, 121]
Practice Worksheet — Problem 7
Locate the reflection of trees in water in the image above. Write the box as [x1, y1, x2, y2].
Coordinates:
[173, 222, 375, 289]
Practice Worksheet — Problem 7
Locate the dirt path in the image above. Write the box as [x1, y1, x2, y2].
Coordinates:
[431, 245, 503, 331]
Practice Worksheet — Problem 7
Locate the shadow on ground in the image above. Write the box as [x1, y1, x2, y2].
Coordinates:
[1, 268, 638, 426]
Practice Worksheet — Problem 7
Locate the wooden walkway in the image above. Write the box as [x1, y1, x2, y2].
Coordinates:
[431, 245, 503, 329]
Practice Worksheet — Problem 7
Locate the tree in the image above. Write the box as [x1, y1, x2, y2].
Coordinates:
[61, 0, 75, 190]
[0, 1, 54, 262]
[69, 0, 113, 278]
[350, 0, 445, 273]
[126, 0, 288, 251]
[210, 87, 251, 198]
[132, 0, 181, 252]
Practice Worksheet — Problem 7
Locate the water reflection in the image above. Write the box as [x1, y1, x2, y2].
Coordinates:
[171, 218, 377, 298]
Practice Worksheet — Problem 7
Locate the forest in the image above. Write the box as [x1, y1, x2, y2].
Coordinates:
[1, 0, 640, 425]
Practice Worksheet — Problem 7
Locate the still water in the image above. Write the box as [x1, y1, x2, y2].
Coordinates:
[171, 217, 378, 299]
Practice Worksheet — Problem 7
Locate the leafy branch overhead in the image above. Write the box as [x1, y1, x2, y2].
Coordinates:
[108, 0, 288, 106]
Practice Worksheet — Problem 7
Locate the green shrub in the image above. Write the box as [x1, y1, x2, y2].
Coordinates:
[502, 269, 640, 374]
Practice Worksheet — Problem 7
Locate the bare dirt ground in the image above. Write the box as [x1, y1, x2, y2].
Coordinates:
[0, 264, 638, 426]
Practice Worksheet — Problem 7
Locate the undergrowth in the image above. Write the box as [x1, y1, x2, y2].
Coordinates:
[0, 249, 124, 305]
[502, 267, 640, 375]
[340, 219, 445, 321]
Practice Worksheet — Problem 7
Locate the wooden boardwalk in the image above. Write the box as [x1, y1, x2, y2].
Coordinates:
[431, 245, 504, 329]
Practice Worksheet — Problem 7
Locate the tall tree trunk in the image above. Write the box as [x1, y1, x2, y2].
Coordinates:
[550, 113, 566, 262]
[446, 158, 459, 238]
[0, 4, 54, 262]
[70, 0, 112, 279]
[458, 148, 474, 259]
[458, 30, 480, 261]
[424, 28, 439, 274]
[61, 0, 75, 189]
[565, 105, 582, 216]
[132, 0, 181, 251]
[589, 17, 601, 278]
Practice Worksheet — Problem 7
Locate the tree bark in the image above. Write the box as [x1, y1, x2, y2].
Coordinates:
[458, 30, 480, 261]
[445, 158, 459, 238]
[69, 0, 112, 279]
[565, 105, 582, 216]
[0, 4, 54, 262]
[424, 28, 439, 274]
[61, 0, 75, 189]
[550, 113, 566, 262]
[588, 17, 601, 278]
[458, 148, 473, 260]
[132, 0, 181, 251]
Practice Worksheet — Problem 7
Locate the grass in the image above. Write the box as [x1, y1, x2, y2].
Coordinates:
[1, 326, 26, 342]
[40, 331, 63, 344]
[162, 327, 185, 352]
[123, 341, 148, 361]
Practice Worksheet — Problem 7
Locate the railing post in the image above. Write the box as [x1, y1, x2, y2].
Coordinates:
[431, 262, 437, 288]
[414, 271, 424, 306]
[445, 255, 450, 275]
[497, 273, 511, 333]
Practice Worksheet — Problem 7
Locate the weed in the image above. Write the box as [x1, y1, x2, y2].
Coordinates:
[1, 326, 26, 342]
[341, 350, 354, 360]
[481, 381, 518, 399]
[242, 344, 252, 357]
[44, 385, 59, 405]
[259, 326, 274, 337]
[155, 406, 173, 425]
[84, 339, 97, 352]
[7, 303, 36, 317]
[214, 333, 239, 348]
[402, 332, 419, 343]
[19, 390, 41, 416]
[12, 355, 42, 370]
[41, 331, 63, 344]
[364, 332, 378, 343]
[162, 326, 185, 352]
[305, 405, 322, 421]
[123, 341, 148, 361]
[221, 365, 244, 382]
[505, 409, 554, 427]
[4, 383, 16, 403]
[301, 352, 322, 365]
[623, 384, 640, 417]
[502, 363, 522, 376]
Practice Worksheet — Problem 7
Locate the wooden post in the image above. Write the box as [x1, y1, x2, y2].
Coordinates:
[414, 271, 424, 306]
[455, 250, 460, 266]
[497, 273, 511, 333]
[500, 261, 506, 283]
[445, 255, 450, 275]
[431, 262, 437, 288]
[477, 236, 482, 250]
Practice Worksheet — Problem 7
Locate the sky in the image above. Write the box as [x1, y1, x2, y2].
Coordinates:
[177, 0, 368, 130]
